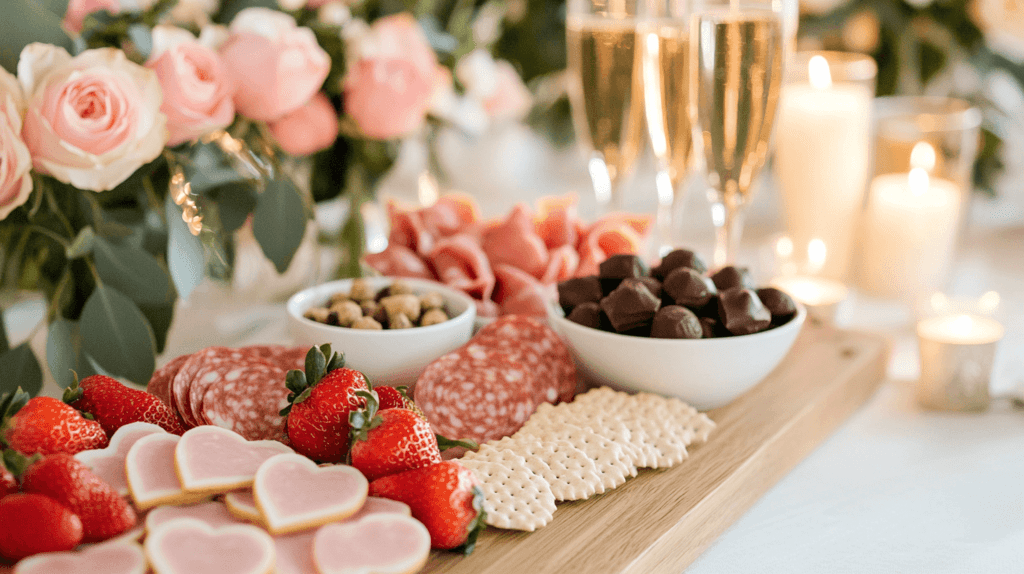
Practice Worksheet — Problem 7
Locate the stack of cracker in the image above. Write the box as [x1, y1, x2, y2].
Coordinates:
[459, 387, 716, 531]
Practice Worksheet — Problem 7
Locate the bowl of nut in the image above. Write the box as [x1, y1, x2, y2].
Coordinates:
[546, 250, 806, 410]
[286, 277, 476, 386]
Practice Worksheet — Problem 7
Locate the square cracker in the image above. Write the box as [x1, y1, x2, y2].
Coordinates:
[479, 437, 603, 501]
[459, 458, 556, 532]
[514, 424, 632, 491]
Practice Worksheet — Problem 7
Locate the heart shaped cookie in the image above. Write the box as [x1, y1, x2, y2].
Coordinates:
[224, 490, 261, 523]
[313, 514, 431, 574]
[146, 501, 244, 532]
[14, 540, 147, 574]
[145, 518, 275, 574]
[348, 496, 411, 522]
[253, 454, 368, 535]
[175, 426, 293, 494]
[126, 434, 210, 510]
[74, 422, 166, 496]
[272, 530, 318, 574]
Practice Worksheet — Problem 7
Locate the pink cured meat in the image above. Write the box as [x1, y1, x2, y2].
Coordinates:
[387, 202, 434, 256]
[475, 315, 577, 404]
[426, 234, 496, 302]
[187, 356, 276, 427]
[202, 362, 289, 441]
[540, 245, 580, 284]
[171, 347, 250, 429]
[419, 194, 479, 238]
[414, 344, 536, 443]
[482, 204, 549, 278]
[242, 345, 309, 372]
[148, 354, 191, 407]
[492, 264, 550, 318]
[363, 244, 434, 280]
[535, 195, 579, 250]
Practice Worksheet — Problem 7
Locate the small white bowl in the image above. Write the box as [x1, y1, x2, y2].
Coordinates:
[547, 303, 806, 410]
[287, 278, 476, 386]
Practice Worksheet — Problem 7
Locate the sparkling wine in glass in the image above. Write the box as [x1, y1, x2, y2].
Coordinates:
[690, 3, 783, 267]
[567, 0, 645, 212]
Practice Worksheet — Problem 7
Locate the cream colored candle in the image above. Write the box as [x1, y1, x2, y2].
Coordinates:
[916, 313, 1004, 411]
[771, 275, 848, 324]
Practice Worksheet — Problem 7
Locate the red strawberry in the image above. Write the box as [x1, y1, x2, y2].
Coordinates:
[375, 385, 427, 420]
[2, 390, 108, 456]
[349, 391, 441, 482]
[0, 465, 15, 500]
[369, 461, 486, 552]
[0, 493, 83, 561]
[283, 345, 370, 463]
[21, 453, 136, 542]
[64, 375, 184, 435]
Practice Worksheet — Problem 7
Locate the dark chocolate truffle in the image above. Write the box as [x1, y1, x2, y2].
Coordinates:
[567, 302, 610, 330]
[558, 276, 603, 312]
[650, 306, 703, 339]
[711, 266, 755, 291]
[599, 254, 648, 280]
[652, 249, 707, 279]
[717, 288, 771, 335]
[756, 287, 797, 326]
[599, 279, 661, 333]
[663, 267, 717, 309]
[699, 316, 730, 338]
[636, 276, 663, 299]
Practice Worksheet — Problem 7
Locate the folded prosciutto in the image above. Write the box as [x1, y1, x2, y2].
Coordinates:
[362, 244, 434, 280]
[426, 234, 496, 302]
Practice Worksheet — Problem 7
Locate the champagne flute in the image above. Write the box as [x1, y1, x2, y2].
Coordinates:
[639, 0, 694, 256]
[689, 0, 784, 268]
[566, 0, 645, 213]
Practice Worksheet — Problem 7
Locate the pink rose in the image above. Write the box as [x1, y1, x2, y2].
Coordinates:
[268, 92, 338, 156]
[147, 26, 235, 146]
[19, 44, 168, 192]
[484, 60, 533, 122]
[63, 0, 121, 34]
[219, 8, 330, 121]
[343, 14, 437, 139]
[0, 68, 32, 220]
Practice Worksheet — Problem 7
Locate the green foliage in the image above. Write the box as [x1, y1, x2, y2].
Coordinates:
[252, 178, 309, 274]
[0, 0, 74, 73]
[45, 318, 97, 389]
[0, 344, 44, 398]
[79, 285, 156, 386]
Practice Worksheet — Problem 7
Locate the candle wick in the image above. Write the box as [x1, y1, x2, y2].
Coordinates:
[908, 168, 929, 197]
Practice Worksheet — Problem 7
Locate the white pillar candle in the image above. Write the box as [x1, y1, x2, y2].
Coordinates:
[858, 168, 962, 298]
[775, 56, 873, 280]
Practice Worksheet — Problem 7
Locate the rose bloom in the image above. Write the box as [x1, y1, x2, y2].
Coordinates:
[0, 68, 32, 220]
[268, 93, 338, 156]
[219, 8, 331, 121]
[18, 44, 168, 192]
[63, 0, 121, 34]
[147, 26, 235, 146]
[456, 50, 532, 123]
[343, 14, 438, 139]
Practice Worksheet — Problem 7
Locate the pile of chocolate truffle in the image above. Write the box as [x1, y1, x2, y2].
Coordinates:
[557, 249, 797, 339]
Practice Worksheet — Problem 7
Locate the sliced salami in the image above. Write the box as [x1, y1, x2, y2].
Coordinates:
[414, 343, 536, 443]
[188, 355, 275, 427]
[474, 315, 577, 403]
[201, 362, 289, 441]
[171, 347, 249, 429]
[242, 345, 308, 372]
[148, 354, 191, 407]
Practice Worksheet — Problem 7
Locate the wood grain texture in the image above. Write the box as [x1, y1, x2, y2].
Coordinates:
[423, 325, 889, 574]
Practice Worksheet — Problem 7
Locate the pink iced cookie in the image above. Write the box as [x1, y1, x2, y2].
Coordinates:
[146, 501, 244, 532]
[224, 490, 261, 523]
[144, 518, 275, 574]
[126, 434, 209, 510]
[348, 497, 411, 521]
[75, 422, 166, 496]
[272, 530, 318, 574]
[253, 454, 368, 535]
[313, 514, 431, 574]
[175, 426, 293, 494]
[14, 541, 146, 574]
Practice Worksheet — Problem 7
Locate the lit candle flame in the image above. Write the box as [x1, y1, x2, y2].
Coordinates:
[910, 141, 936, 172]
[808, 238, 827, 271]
[776, 236, 794, 258]
[979, 291, 1000, 313]
[908, 167, 930, 197]
[808, 55, 832, 89]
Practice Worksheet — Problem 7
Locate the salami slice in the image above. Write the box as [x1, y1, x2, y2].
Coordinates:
[171, 347, 249, 429]
[188, 355, 276, 427]
[242, 345, 308, 372]
[148, 354, 191, 407]
[201, 362, 289, 442]
[474, 315, 577, 403]
[414, 343, 536, 443]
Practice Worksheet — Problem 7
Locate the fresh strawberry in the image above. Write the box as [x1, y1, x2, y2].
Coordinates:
[371, 386, 477, 454]
[373, 386, 408, 411]
[0, 493, 83, 561]
[21, 453, 136, 542]
[282, 345, 370, 463]
[0, 465, 15, 500]
[2, 390, 108, 456]
[64, 374, 184, 435]
[369, 461, 486, 553]
[349, 391, 441, 482]
[0, 449, 33, 500]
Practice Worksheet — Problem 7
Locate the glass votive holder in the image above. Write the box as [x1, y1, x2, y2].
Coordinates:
[760, 234, 850, 326]
[855, 96, 982, 302]
[916, 313, 1004, 411]
[774, 51, 877, 282]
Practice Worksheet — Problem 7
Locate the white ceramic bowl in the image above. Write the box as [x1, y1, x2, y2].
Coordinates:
[547, 303, 806, 410]
[287, 278, 476, 386]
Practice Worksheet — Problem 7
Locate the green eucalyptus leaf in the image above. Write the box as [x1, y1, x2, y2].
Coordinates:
[0, 344, 43, 398]
[0, 309, 9, 353]
[79, 285, 156, 386]
[66, 227, 96, 259]
[252, 178, 307, 274]
[93, 236, 176, 306]
[45, 318, 97, 390]
[211, 181, 259, 235]
[166, 192, 205, 301]
[138, 302, 175, 354]
[127, 24, 152, 59]
[0, 0, 74, 73]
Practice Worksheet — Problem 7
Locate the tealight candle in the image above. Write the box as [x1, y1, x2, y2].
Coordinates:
[771, 275, 849, 325]
[916, 313, 1004, 411]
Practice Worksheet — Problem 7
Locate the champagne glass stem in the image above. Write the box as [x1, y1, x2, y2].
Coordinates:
[587, 152, 615, 214]
[655, 168, 676, 257]
[710, 199, 745, 268]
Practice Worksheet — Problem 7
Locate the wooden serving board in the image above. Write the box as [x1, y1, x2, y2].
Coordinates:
[422, 324, 889, 574]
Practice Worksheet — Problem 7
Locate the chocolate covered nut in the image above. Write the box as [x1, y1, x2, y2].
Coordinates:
[699, 316, 729, 338]
[637, 276, 663, 299]
[351, 316, 383, 330]
[381, 294, 422, 323]
[390, 280, 413, 296]
[620, 321, 653, 337]
[420, 308, 449, 326]
[558, 276, 604, 311]
[599, 254, 648, 279]
[652, 249, 707, 279]
[756, 287, 797, 326]
[717, 288, 771, 335]
[567, 302, 604, 330]
[350, 278, 375, 301]
[330, 300, 363, 327]
[304, 307, 330, 323]
[390, 313, 414, 329]
[651, 306, 703, 339]
[599, 279, 661, 332]
[420, 291, 444, 310]
[710, 266, 754, 291]
[663, 268, 717, 309]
